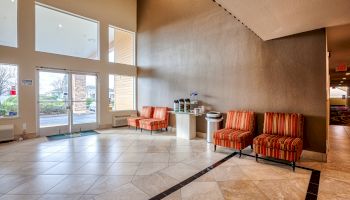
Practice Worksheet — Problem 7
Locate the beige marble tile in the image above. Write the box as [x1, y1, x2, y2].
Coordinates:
[116, 153, 146, 162]
[38, 194, 81, 200]
[210, 165, 250, 181]
[0, 175, 33, 194]
[181, 182, 224, 200]
[105, 163, 139, 176]
[319, 177, 350, 196]
[73, 163, 113, 175]
[161, 163, 199, 181]
[135, 163, 168, 175]
[47, 175, 99, 195]
[43, 162, 86, 175]
[132, 172, 178, 196]
[86, 176, 133, 195]
[163, 190, 182, 200]
[253, 179, 309, 200]
[142, 153, 169, 163]
[8, 175, 66, 195]
[94, 183, 149, 200]
[0, 195, 40, 200]
[218, 180, 269, 200]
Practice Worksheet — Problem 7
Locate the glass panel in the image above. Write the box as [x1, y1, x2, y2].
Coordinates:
[330, 86, 347, 98]
[109, 74, 134, 111]
[39, 71, 69, 128]
[35, 3, 99, 59]
[72, 74, 96, 124]
[108, 26, 135, 65]
[0, 64, 18, 117]
[0, 0, 17, 47]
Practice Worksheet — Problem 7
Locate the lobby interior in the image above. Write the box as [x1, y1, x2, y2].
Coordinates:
[0, 0, 350, 199]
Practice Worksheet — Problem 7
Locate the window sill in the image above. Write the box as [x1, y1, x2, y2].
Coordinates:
[0, 116, 19, 120]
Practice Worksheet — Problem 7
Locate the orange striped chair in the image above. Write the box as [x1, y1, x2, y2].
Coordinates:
[139, 107, 169, 134]
[253, 112, 304, 171]
[127, 106, 154, 130]
[213, 111, 255, 157]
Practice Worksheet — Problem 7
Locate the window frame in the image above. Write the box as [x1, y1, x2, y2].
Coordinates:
[108, 25, 136, 65]
[108, 74, 136, 112]
[0, 63, 19, 119]
[0, 0, 18, 48]
[34, 2, 101, 60]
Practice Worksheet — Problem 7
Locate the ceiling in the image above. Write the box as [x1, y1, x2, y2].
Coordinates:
[216, 0, 350, 41]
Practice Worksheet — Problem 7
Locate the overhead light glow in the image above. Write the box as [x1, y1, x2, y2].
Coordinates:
[346, 73, 350, 76]
[343, 77, 346, 80]
[58, 24, 63, 28]
[341, 81, 344, 83]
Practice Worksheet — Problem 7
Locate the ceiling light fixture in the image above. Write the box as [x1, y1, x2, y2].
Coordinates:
[58, 24, 63, 28]
[339, 84, 342, 86]
[341, 81, 344, 83]
[346, 73, 350, 76]
[343, 77, 346, 80]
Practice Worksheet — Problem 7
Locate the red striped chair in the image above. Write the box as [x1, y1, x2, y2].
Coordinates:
[213, 111, 255, 157]
[253, 112, 304, 171]
[127, 106, 154, 130]
[139, 107, 169, 134]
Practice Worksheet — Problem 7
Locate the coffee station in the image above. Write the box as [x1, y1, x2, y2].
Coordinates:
[171, 92, 222, 141]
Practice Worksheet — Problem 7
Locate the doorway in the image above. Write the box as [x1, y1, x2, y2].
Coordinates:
[37, 69, 98, 136]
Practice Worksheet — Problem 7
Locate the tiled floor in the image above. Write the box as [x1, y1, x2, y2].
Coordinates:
[0, 126, 347, 200]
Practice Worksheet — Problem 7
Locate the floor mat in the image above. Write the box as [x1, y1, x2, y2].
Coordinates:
[46, 130, 99, 141]
[330, 106, 350, 125]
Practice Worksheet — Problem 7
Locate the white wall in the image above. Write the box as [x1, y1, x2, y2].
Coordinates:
[0, 0, 137, 135]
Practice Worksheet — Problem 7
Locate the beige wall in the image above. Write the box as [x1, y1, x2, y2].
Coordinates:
[0, 0, 137, 135]
[137, 0, 327, 153]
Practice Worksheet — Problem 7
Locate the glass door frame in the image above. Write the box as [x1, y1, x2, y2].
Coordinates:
[36, 68, 99, 136]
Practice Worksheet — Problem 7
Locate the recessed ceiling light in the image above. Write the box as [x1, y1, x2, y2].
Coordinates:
[339, 84, 342, 86]
[11, 0, 15, 2]
[346, 73, 350, 76]
[58, 24, 63, 28]
[341, 81, 344, 83]
[343, 77, 347, 80]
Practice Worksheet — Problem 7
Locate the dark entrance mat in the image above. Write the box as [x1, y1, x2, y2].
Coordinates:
[46, 130, 99, 141]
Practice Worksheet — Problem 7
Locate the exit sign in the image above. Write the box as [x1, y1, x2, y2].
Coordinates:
[336, 64, 347, 72]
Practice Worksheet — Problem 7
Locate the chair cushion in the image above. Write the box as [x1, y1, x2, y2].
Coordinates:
[225, 111, 254, 132]
[253, 133, 303, 151]
[214, 128, 252, 143]
[139, 118, 167, 130]
[140, 106, 154, 118]
[263, 112, 304, 138]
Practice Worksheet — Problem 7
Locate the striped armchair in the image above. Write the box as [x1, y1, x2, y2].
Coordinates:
[253, 112, 304, 171]
[213, 111, 255, 157]
[127, 106, 154, 130]
[139, 107, 169, 134]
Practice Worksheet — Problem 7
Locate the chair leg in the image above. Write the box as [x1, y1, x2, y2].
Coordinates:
[239, 150, 242, 158]
[255, 153, 258, 162]
[292, 161, 296, 172]
[250, 144, 253, 150]
[166, 127, 168, 131]
[214, 145, 216, 152]
[135, 127, 137, 131]
[151, 130, 152, 135]
[141, 128, 143, 132]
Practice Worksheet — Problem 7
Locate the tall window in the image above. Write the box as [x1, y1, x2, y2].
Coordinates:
[109, 26, 135, 65]
[0, 64, 18, 118]
[35, 3, 99, 60]
[0, 0, 18, 47]
[109, 74, 135, 111]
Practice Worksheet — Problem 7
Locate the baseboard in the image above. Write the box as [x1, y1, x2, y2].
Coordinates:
[98, 124, 113, 129]
[301, 150, 327, 162]
[196, 132, 207, 139]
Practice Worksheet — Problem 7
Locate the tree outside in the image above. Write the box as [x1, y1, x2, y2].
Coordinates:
[0, 64, 18, 117]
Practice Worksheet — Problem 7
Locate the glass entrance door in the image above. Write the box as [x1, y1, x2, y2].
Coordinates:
[38, 70, 98, 136]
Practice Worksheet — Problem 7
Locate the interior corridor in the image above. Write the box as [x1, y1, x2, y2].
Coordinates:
[317, 126, 350, 199]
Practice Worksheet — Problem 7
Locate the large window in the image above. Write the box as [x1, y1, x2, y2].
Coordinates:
[0, 64, 18, 118]
[35, 3, 99, 60]
[0, 0, 17, 47]
[330, 87, 347, 98]
[109, 26, 135, 65]
[109, 74, 135, 111]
